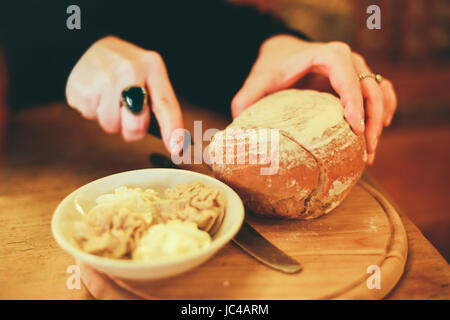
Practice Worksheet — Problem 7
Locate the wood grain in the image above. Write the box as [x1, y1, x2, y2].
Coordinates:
[111, 182, 406, 300]
[0, 103, 448, 299]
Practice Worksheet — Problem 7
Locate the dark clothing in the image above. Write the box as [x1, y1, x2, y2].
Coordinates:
[1, 0, 307, 113]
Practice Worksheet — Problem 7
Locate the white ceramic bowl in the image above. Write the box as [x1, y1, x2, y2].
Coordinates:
[52, 168, 244, 280]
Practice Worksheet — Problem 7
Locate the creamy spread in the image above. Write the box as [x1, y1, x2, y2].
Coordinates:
[73, 182, 225, 261]
[154, 181, 225, 232]
[132, 220, 211, 261]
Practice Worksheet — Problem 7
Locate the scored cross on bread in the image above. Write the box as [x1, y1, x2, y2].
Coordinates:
[209, 89, 366, 219]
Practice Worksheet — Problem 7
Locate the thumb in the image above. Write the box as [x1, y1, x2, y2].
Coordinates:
[231, 55, 305, 118]
[231, 70, 273, 118]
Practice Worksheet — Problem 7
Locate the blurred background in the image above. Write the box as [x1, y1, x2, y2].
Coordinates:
[1, 0, 449, 260]
[233, 0, 450, 260]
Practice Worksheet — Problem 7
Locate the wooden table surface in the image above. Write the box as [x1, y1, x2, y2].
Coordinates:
[0, 102, 449, 300]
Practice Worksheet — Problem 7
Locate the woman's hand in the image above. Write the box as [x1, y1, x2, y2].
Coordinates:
[231, 35, 397, 165]
[66, 36, 184, 154]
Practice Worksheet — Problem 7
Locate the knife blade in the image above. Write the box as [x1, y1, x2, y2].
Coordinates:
[233, 221, 302, 274]
[148, 152, 302, 274]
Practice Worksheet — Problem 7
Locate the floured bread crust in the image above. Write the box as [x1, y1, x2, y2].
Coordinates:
[209, 89, 366, 219]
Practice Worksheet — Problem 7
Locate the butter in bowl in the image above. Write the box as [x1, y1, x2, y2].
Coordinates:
[52, 169, 244, 280]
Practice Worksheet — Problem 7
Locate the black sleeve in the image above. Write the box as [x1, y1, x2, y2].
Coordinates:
[2, 0, 308, 112]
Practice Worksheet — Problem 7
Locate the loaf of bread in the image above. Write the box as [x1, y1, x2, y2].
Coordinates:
[208, 89, 366, 219]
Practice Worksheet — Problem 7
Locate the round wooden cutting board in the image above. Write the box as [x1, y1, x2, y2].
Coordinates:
[113, 181, 408, 300]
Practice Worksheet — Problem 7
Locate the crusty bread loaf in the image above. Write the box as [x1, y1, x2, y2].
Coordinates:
[208, 89, 366, 219]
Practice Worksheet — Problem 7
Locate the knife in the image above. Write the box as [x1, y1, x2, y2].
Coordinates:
[148, 152, 302, 274]
[233, 221, 302, 274]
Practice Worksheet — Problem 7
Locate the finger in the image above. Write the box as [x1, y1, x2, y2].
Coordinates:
[76, 260, 140, 300]
[144, 51, 184, 155]
[111, 59, 151, 142]
[379, 79, 397, 126]
[367, 152, 376, 165]
[66, 86, 100, 120]
[352, 53, 384, 155]
[121, 102, 150, 142]
[97, 80, 121, 134]
[364, 86, 384, 155]
[314, 43, 365, 135]
[65, 73, 103, 120]
[285, 42, 365, 135]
